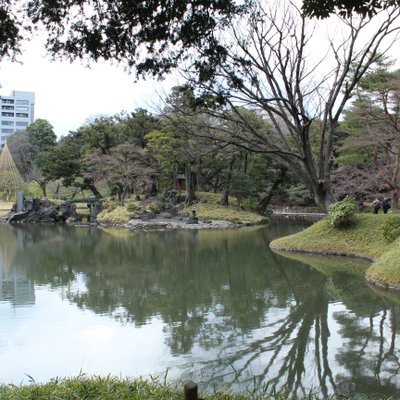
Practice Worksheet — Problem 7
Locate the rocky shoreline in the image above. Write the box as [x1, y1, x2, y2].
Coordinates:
[98, 216, 252, 231]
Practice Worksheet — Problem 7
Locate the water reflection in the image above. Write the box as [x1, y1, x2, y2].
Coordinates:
[0, 222, 400, 398]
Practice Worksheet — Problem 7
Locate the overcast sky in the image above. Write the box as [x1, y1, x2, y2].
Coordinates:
[1, 15, 399, 140]
[0, 38, 179, 138]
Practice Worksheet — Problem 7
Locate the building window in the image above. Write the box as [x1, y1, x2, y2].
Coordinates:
[1, 129, 14, 134]
[1, 99, 14, 104]
[15, 121, 28, 127]
[2, 105, 14, 110]
[1, 136, 8, 140]
[1, 121, 14, 126]
[16, 106, 29, 111]
[16, 100, 29, 105]
[1, 112, 14, 117]
[16, 113, 29, 118]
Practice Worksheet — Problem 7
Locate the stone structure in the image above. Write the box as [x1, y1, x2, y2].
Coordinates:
[7, 196, 80, 224]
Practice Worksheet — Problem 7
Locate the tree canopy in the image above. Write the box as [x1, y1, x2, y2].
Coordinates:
[2, 0, 397, 77]
[0, 0, 242, 77]
[302, 0, 399, 18]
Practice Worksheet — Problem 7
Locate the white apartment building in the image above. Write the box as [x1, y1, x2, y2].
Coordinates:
[0, 90, 35, 148]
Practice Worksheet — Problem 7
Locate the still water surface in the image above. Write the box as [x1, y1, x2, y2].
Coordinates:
[0, 221, 400, 398]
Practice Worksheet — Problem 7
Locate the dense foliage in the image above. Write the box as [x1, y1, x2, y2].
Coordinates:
[334, 59, 400, 207]
[381, 215, 400, 242]
[1, 0, 394, 64]
[326, 197, 359, 228]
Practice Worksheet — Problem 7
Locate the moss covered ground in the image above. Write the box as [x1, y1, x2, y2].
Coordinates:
[185, 192, 267, 225]
[270, 214, 400, 289]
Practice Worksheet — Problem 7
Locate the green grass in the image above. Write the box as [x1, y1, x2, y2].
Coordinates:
[270, 214, 400, 289]
[0, 375, 383, 400]
[97, 206, 133, 223]
[187, 192, 267, 225]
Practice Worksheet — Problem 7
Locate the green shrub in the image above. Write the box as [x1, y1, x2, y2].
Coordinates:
[146, 201, 163, 214]
[126, 201, 140, 212]
[327, 197, 358, 228]
[381, 215, 400, 243]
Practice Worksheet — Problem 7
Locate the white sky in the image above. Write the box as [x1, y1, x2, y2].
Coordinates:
[0, 10, 399, 140]
[0, 37, 179, 138]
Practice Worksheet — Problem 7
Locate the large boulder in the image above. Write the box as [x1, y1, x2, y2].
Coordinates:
[7, 198, 79, 224]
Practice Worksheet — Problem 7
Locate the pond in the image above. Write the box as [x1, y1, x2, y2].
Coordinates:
[0, 220, 400, 398]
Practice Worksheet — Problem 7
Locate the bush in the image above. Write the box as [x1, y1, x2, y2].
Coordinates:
[327, 197, 358, 228]
[381, 215, 400, 243]
[126, 201, 140, 212]
[146, 201, 163, 214]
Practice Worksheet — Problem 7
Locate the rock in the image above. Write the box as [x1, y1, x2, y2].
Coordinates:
[59, 202, 80, 222]
[7, 198, 81, 224]
[186, 209, 198, 224]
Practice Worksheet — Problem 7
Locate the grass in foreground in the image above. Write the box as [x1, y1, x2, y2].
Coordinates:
[270, 214, 400, 288]
[0, 376, 390, 400]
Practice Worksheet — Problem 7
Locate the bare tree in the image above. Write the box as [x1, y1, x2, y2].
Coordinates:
[179, 0, 400, 211]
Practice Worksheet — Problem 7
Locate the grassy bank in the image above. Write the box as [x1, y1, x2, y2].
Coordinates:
[0, 376, 387, 400]
[270, 214, 400, 290]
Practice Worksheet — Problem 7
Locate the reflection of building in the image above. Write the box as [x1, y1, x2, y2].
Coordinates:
[0, 260, 35, 307]
[0, 91, 35, 148]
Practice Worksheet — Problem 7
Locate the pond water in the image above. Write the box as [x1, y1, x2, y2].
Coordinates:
[0, 220, 400, 398]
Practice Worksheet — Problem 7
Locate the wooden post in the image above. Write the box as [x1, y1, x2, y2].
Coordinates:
[184, 381, 198, 400]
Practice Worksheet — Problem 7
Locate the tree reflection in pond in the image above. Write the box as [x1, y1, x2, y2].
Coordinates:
[1, 222, 400, 398]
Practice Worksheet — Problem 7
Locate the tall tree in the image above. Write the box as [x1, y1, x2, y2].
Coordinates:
[176, 1, 400, 211]
[40, 135, 103, 199]
[118, 109, 161, 148]
[76, 116, 123, 155]
[7, 119, 57, 196]
[84, 143, 160, 204]
[336, 61, 400, 207]
[26, 118, 57, 152]
[145, 129, 184, 189]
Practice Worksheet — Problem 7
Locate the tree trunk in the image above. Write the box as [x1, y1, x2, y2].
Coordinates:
[221, 157, 235, 207]
[312, 180, 332, 213]
[243, 152, 248, 174]
[38, 180, 47, 198]
[173, 170, 178, 190]
[36, 179, 47, 197]
[83, 178, 103, 199]
[258, 167, 287, 214]
[53, 182, 60, 199]
[213, 176, 219, 193]
[185, 163, 196, 205]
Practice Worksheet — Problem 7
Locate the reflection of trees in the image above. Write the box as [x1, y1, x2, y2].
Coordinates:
[185, 261, 336, 398]
[3, 222, 400, 397]
[275, 250, 400, 398]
